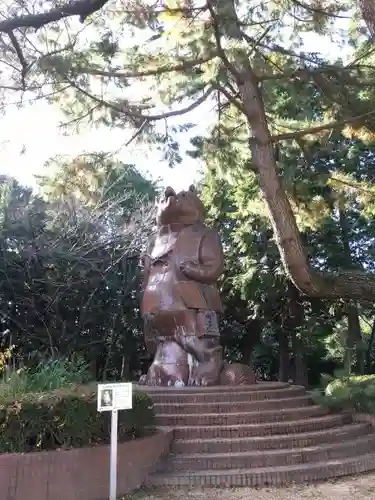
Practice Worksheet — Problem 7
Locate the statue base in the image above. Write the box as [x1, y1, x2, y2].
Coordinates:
[139, 361, 256, 387]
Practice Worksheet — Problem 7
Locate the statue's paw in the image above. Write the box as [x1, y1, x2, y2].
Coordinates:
[188, 373, 210, 387]
[179, 260, 197, 275]
[139, 374, 147, 386]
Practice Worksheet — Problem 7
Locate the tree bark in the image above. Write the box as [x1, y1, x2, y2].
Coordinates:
[359, 0, 375, 39]
[291, 330, 308, 386]
[338, 208, 365, 373]
[276, 329, 290, 382]
[347, 303, 365, 374]
[366, 317, 375, 372]
[214, 0, 375, 301]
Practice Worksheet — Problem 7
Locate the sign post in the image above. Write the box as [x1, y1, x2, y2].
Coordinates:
[97, 382, 133, 500]
[109, 409, 118, 500]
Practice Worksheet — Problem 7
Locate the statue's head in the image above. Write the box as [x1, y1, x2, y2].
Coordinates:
[156, 185, 205, 227]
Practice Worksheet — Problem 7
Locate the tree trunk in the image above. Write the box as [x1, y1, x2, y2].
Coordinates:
[215, 0, 375, 300]
[276, 329, 290, 382]
[291, 330, 308, 386]
[366, 317, 375, 372]
[241, 319, 262, 364]
[338, 208, 365, 373]
[359, 0, 375, 39]
[347, 303, 365, 374]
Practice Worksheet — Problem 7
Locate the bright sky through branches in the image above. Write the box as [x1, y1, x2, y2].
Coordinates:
[0, 13, 352, 192]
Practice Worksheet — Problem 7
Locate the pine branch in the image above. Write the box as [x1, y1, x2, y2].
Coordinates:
[79, 54, 217, 79]
[289, 0, 350, 19]
[66, 78, 214, 121]
[0, 0, 110, 33]
[258, 64, 375, 84]
[271, 110, 375, 142]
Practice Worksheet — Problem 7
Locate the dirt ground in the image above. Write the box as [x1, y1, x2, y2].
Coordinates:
[125, 474, 375, 500]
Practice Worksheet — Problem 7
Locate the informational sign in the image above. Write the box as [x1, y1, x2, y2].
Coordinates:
[97, 382, 133, 500]
[97, 382, 133, 412]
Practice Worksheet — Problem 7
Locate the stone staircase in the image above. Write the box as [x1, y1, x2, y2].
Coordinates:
[140, 382, 375, 487]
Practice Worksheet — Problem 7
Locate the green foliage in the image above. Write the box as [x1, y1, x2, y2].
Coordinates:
[0, 171, 156, 380]
[0, 387, 154, 453]
[312, 374, 375, 413]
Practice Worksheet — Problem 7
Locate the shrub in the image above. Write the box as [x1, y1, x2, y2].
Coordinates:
[0, 356, 92, 400]
[312, 374, 375, 413]
[0, 386, 155, 453]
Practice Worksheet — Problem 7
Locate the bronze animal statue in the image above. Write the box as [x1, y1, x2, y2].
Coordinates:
[138, 185, 255, 387]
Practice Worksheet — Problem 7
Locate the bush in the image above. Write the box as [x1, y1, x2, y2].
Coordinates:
[312, 374, 375, 413]
[0, 386, 155, 453]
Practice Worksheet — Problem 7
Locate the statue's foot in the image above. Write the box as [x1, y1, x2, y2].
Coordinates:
[188, 358, 222, 386]
[139, 362, 189, 387]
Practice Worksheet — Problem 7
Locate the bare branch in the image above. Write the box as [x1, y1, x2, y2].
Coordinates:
[214, 83, 245, 113]
[0, 0, 111, 33]
[7, 31, 29, 89]
[124, 120, 148, 147]
[58, 105, 101, 129]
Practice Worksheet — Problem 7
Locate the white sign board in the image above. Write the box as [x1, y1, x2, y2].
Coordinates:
[97, 382, 133, 412]
[97, 382, 133, 500]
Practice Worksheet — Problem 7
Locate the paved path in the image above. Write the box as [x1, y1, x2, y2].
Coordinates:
[126, 474, 375, 499]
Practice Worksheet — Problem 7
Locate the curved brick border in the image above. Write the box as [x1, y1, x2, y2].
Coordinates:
[353, 412, 375, 427]
[0, 429, 173, 500]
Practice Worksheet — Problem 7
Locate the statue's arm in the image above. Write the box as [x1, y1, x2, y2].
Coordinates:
[180, 229, 224, 284]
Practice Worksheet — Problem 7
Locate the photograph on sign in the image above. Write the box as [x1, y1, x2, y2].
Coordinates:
[101, 388, 113, 407]
[97, 384, 115, 412]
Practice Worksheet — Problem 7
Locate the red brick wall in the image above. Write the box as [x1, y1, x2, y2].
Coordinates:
[0, 429, 172, 500]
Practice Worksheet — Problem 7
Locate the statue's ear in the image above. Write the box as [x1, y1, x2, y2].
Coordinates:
[189, 184, 197, 193]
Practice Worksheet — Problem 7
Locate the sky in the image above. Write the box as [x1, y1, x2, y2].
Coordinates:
[0, 14, 352, 193]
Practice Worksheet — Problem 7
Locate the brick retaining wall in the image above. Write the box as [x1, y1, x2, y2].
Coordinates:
[0, 429, 172, 500]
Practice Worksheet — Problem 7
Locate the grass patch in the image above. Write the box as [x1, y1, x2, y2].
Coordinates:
[0, 355, 92, 401]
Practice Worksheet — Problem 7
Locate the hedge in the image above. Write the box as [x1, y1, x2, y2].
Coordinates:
[0, 385, 155, 453]
[312, 374, 375, 414]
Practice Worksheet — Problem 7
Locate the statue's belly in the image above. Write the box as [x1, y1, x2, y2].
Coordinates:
[142, 262, 185, 313]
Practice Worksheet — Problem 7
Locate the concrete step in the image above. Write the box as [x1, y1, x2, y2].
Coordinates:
[138, 382, 289, 394]
[153, 395, 313, 414]
[156, 405, 328, 427]
[171, 422, 371, 453]
[165, 433, 375, 471]
[148, 451, 375, 487]
[140, 384, 306, 404]
[171, 413, 352, 440]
